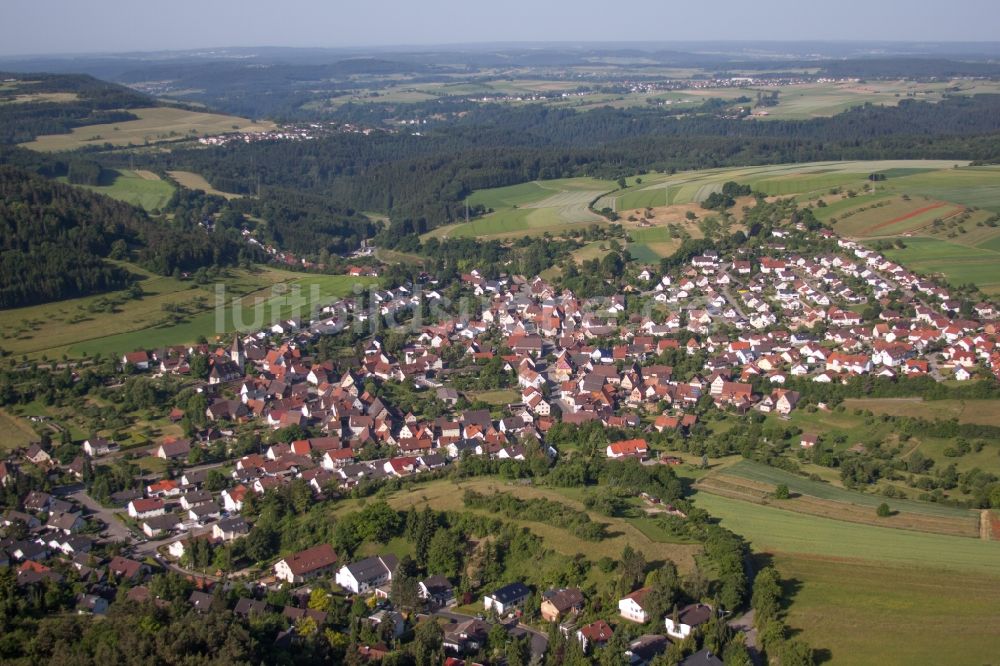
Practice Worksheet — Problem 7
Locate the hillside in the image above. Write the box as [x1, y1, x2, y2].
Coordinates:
[0, 166, 249, 309]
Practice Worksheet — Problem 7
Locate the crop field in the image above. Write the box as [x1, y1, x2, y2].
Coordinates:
[610, 160, 965, 211]
[772, 553, 1000, 666]
[61, 168, 174, 210]
[21, 107, 276, 151]
[830, 196, 963, 237]
[167, 170, 243, 199]
[693, 491, 1000, 574]
[426, 178, 615, 240]
[333, 477, 703, 572]
[0, 266, 374, 359]
[885, 237, 1000, 294]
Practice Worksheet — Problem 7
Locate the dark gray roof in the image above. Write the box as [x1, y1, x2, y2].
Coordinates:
[344, 554, 398, 583]
[490, 581, 530, 605]
[679, 649, 725, 666]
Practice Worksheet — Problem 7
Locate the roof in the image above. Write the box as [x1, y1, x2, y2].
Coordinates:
[579, 620, 614, 642]
[608, 438, 648, 456]
[676, 603, 713, 628]
[680, 649, 725, 666]
[489, 581, 531, 604]
[543, 587, 584, 612]
[279, 543, 339, 576]
[343, 554, 398, 583]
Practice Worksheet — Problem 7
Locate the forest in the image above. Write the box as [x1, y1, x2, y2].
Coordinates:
[118, 94, 1000, 244]
[0, 73, 153, 144]
[0, 167, 256, 308]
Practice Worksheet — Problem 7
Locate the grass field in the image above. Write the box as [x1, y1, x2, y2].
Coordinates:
[611, 160, 966, 211]
[0, 266, 374, 359]
[70, 273, 375, 357]
[22, 107, 276, 152]
[60, 169, 174, 211]
[333, 477, 702, 572]
[842, 397, 1000, 427]
[426, 178, 616, 240]
[710, 494, 997, 666]
[885, 237, 1000, 294]
[697, 461, 980, 538]
[0, 409, 39, 450]
[772, 553, 1000, 666]
[167, 170, 243, 200]
[464, 389, 519, 405]
[693, 491, 1000, 574]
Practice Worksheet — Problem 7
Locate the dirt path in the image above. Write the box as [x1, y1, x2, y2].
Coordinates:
[981, 510, 991, 541]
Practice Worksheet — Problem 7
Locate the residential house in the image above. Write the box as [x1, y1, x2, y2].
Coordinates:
[275, 543, 339, 584]
[665, 603, 713, 640]
[335, 554, 398, 595]
[484, 581, 531, 614]
[540, 587, 584, 623]
[619, 587, 651, 623]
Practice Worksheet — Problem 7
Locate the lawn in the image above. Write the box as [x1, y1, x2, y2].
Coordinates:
[21, 106, 276, 151]
[60, 169, 175, 211]
[167, 170, 243, 200]
[885, 236, 1000, 294]
[773, 553, 1000, 666]
[692, 492, 1000, 574]
[464, 389, 519, 405]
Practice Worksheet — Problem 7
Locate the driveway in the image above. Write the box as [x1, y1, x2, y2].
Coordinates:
[57, 486, 134, 544]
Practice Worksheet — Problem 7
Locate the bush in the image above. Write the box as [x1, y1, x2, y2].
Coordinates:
[774, 484, 790, 500]
[876, 503, 891, 517]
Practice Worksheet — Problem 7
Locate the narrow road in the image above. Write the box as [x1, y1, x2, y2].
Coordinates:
[981, 509, 992, 541]
[728, 608, 762, 666]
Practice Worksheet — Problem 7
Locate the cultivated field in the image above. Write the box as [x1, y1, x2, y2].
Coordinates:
[696, 461, 981, 538]
[425, 178, 615, 240]
[772, 553, 1000, 666]
[167, 170, 243, 199]
[693, 491, 1000, 573]
[61, 168, 174, 211]
[885, 237, 1000, 295]
[609, 160, 966, 211]
[21, 107, 276, 151]
[0, 266, 374, 359]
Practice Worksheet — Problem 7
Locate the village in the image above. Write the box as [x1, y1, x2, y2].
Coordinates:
[1, 214, 998, 666]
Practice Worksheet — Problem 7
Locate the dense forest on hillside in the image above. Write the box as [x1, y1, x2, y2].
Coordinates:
[0, 73, 153, 144]
[119, 95, 1000, 241]
[0, 167, 257, 308]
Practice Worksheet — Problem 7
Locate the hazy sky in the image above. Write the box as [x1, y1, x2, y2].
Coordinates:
[3, 0, 999, 56]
